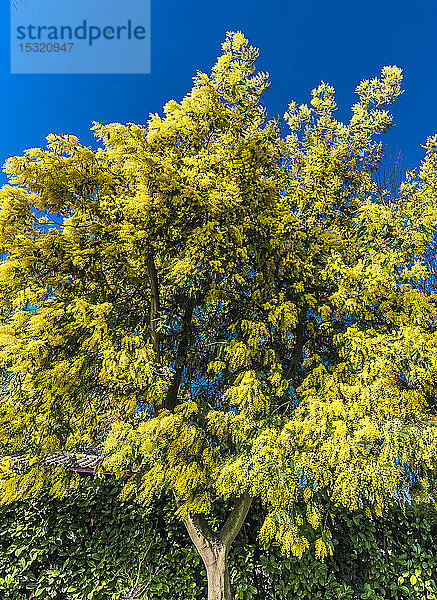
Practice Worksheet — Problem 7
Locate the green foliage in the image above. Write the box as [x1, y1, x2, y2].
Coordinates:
[1, 30, 437, 600]
[0, 476, 207, 600]
[0, 476, 436, 600]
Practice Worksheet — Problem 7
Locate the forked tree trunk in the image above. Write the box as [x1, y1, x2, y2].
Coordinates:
[174, 492, 253, 600]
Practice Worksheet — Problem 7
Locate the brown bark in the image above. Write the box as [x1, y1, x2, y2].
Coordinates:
[174, 492, 253, 600]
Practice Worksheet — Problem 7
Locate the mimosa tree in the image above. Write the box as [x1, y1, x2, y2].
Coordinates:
[1, 32, 437, 600]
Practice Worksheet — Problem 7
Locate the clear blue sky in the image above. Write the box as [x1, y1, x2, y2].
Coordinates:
[1, 0, 436, 186]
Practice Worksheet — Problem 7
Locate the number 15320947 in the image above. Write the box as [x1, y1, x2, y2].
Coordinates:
[19, 42, 74, 52]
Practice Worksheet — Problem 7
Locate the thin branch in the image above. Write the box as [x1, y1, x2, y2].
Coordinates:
[164, 300, 194, 411]
[147, 255, 161, 362]
[284, 308, 308, 379]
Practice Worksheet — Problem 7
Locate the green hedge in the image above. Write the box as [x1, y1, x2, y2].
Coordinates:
[0, 476, 436, 600]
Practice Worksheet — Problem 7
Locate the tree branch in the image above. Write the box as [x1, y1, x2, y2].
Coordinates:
[164, 300, 194, 411]
[284, 309, 308, 379]
[218, 492, 253, 549]
[147, 255, 160, 362]
[172, 490, 215, 549]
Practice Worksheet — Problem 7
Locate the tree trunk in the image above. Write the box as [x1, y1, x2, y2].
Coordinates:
[205, 545, 231, 600]
[174, 492, 253, 600]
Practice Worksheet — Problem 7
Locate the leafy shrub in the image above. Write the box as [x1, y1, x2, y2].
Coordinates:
[0, 476, 436, 599]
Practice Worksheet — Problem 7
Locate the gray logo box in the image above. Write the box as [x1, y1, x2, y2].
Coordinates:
[11, 0, 150, 74]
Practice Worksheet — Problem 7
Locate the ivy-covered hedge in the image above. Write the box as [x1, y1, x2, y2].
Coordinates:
[0, 476, 436, 600]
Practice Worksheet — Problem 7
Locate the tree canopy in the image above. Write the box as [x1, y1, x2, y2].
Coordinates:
[1, 30, 437, 600]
